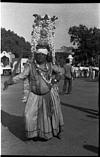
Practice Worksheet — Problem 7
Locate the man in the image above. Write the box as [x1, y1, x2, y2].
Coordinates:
[3, 44, 64, 141]
[62, 58, 73, 94]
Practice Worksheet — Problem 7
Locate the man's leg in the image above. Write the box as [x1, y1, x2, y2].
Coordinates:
[62, 77, 67, 93]
[67, 78, 72, 94]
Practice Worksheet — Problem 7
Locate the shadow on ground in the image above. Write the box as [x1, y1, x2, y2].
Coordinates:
[1, 110, 26, 141]
[61, 102, 99, 119]
[83, 144, 99, 154]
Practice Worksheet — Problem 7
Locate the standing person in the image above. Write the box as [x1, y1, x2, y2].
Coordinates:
[3, 45, 64, 141]
[89, 65, 93, 80]
[92, 67, 95, 80]
[71, 64, 75, 80]
[62, 58, 73, 94]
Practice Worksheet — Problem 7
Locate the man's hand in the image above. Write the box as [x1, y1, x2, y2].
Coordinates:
[3, 81, 9, 90]
[3, 77, 13, 91]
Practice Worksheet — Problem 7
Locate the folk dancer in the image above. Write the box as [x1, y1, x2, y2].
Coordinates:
[3, 45, 64, 141]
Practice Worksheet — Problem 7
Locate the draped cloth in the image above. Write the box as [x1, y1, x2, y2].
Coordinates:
[12, 62, 64, 140]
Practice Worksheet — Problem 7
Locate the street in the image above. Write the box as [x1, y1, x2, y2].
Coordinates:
[1, 76, 99, 156]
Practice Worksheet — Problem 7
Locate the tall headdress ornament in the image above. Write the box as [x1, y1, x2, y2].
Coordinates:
[31, 14, 58, 64]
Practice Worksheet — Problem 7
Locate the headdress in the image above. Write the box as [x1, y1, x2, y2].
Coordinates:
[36, 48, 49, 55]
[31, 14, 58, 63]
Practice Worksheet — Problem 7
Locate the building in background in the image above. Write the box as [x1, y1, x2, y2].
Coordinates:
[0, 51, 15, 75]
[55, 47, 74, 66]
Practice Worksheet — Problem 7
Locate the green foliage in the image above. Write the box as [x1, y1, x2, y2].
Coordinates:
[68, 25, 100, 66]
[1, 28, 31, 58]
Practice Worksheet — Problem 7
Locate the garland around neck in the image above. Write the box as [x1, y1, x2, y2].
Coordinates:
[34, 60, 52, 86]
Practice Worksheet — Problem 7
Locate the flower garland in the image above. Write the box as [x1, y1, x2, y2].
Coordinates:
[34, 61, 53, 87]
[31, 14, 58, 64]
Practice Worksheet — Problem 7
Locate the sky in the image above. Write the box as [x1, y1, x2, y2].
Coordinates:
[1, 3, 100, 49]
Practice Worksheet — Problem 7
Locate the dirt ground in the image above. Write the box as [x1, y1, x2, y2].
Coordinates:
[1, 76, 99, 156]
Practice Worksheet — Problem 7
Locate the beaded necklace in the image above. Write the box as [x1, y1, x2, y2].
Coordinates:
[34, 60, 53, 86]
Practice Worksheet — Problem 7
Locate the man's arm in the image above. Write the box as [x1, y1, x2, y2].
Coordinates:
[52, 64, 65, 75]
[70, 65, 74, 78]
[3, 64, 30, 90]
[12, 64, 30, 83]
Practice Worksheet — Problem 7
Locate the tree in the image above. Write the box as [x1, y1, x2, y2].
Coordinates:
[68, 25, 100, 66]
[1, 28, 31, 58]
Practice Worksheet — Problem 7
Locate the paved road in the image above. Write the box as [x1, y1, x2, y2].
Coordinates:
[1, 76, 99, 156]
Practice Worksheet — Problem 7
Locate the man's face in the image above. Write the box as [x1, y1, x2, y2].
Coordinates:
[34, 48, 48, 64]
[34, 52, 47, 64]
